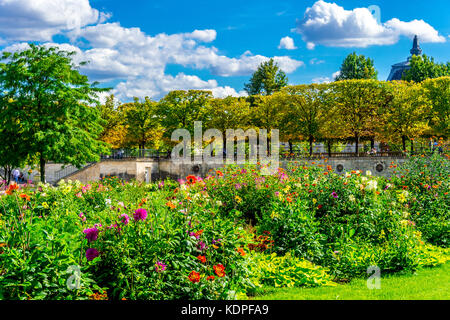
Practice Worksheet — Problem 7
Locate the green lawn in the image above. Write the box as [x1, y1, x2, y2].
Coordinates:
[251, 263, 450, 300]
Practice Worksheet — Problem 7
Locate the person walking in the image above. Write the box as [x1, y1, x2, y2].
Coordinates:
[12, 169, 20, 184]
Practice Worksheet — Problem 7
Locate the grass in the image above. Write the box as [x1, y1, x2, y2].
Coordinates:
[251, 262, 450, 300]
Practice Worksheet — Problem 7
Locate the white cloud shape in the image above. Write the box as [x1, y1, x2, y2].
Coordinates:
[295, 0, 445, 49]
[0, 0, 110, 41]
[278, 36, 297, 50]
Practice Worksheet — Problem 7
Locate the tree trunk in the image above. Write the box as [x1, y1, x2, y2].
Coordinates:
[327, 140, 332, 157]
[288, 140, 293, 154]
[40, 155, 46, 183]
[370, 138, 375, 150]
[309, 136, 313, 157]
[402, 136, 406, 152]
[355, 133, 360, 157]
[410, 140, 414, 154]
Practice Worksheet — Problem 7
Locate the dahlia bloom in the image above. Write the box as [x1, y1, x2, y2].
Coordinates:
[86, 248, 99, 261]
[120, 213, 130, 225]
[83, 227, 99, 242]
[133, 208, 148, 221]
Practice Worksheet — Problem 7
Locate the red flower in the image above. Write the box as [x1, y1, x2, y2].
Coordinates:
[186, 175, 197, 185]
[6, 184, 19, 195]
[317, 204, 323, 209]
[216, 170, 223, 177]
[213, 264, 226, 277]
[206, 275, 215, 281]
[188, 271, 201, 283]
[197, 255, 206, 263]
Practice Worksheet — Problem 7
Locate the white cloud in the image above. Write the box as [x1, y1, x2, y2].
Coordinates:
[278, 36, 297, 50]
[0, 0, 110, 41]
[310, 58, 325, 65]
[295, 0, 445, 49]
[311, 76, 331, 84]
[0, 3, 303, 101]
[186, 29, 217, 42]
[311, 70, 340, 84]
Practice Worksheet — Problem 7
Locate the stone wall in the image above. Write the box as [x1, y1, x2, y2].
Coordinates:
[54, 156, 407, 184]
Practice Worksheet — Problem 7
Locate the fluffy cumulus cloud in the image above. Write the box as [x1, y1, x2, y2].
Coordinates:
[63, 22, 302, 99]
[295, 0, 445, 49]
[278, 36, 297, 50]
[0, 0, 304, 101]
[0, 0, 110, 41]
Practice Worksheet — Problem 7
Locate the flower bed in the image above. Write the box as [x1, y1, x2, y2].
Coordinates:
[0, 154, 448, 300]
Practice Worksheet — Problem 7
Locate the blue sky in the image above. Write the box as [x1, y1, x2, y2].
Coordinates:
[0, 0, 449, 101]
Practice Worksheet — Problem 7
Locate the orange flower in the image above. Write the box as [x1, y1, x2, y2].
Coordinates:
[188, 271, 201, 283]
[213, 264, 226, 277]
[286, 196, 292, 203]
[19, 193, 30, 201]
[216, 170, 223, 177]
[5, 184, 19, 195]
[166, 201, 176, 209]
[186, 175, 197, 185]
[195, 229, 204, 237]
[236, 247, 246, 256]
[323, 172, 328, 175]
[206, 275, 215, 281]
[197, 255, 206, 263]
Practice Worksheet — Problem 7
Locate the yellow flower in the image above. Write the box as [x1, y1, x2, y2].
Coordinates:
[312, 198, 317, 204]
[42, 202, 49, 209]
[270, 211, 280, 219]
[235, 195, 242, 204]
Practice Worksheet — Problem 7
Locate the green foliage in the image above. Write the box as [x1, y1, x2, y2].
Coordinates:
[335, 52, 378, 81]
[0, 44, 110, 182]
[246, 252, 335, 290]
[244, 58, 288, 96]
[402, 55, 450, 83]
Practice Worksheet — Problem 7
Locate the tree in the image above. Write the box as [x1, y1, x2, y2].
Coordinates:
[244, 58, 288, 95]
[379, 81, 431, 152]
[422, 77, 450, 137]
[0, 44, 109, 182]
[158, 90, 212, 155]
[205, 97, 250, 154]
[329, 80, 390, 156]
[121, 97, 163, 154]
[97, 94, 127, 149]
[279, 84, 327, 156]
[403, 55, 450, 83]
[0, 97, 30, 184]
[335, 52, 378, 81]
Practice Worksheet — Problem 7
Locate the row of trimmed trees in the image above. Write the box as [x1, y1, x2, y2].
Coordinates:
[99, 77, 449, 156]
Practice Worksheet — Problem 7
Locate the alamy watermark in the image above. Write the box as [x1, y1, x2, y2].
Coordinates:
[171, 121, 280, 175]
[367, 265, 381, 289]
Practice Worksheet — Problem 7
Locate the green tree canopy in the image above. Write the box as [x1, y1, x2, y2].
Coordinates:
[244, 58, 288, 95]
[402, 55, 450, 83]
[0, 44, 109, 182]
[335, 52, 378, 81]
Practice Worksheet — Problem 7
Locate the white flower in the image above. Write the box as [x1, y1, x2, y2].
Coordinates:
[216, 200, 223, 207]
[366, 170, 372, 176]
[366, 180, 378, 191]
[349, 195, 356, 202]
[105, 198, 112, 205]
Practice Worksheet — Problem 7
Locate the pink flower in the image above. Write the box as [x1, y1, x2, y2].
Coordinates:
[83, 227, 99, 242]
[331, 191, 338, 199]
[120, 213, 130, 225]
[155, 261, 166, 272]
[86, 248, 99, 261]
[133, 208, 148, 221]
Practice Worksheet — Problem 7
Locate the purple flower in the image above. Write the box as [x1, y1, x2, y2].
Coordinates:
[120, 213, 130, 225]
[197, 240, 207, 251]
[235, 184, 242, 190]
[155, 261, 166, 272]
[331, 191, 338, 199]
[134, 208, 148, 221]
[83, 227, 99, 242]
[86, 248, 99, 261]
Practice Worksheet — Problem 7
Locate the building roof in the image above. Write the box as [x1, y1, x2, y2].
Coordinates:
[387, 35, 422, 81]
